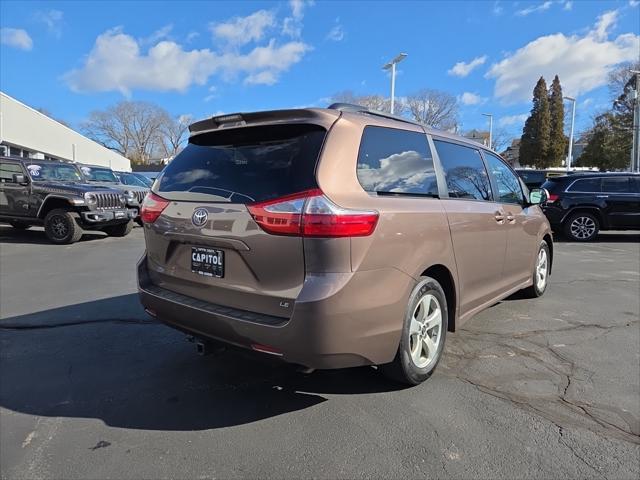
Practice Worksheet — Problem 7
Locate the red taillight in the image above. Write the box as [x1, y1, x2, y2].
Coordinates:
[547, 193, 559, 203]
[247, 189, 379, 238]
[140, 192, 169, 224]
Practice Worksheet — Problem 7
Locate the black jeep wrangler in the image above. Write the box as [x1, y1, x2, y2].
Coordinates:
[0, 157, 136, 244]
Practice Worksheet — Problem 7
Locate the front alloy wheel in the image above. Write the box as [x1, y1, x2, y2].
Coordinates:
[44, 209, 83, 244]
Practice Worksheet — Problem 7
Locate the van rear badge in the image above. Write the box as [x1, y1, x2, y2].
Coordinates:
[279, 301, 290, 308]
[192, 208, 208, 227]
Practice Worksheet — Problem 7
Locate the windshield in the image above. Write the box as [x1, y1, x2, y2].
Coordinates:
[26, 163, 83, 182]
[80, 166, 119, 183]
[132, 173, 154, 187]
[156, 124, 325, 203]
[116, 172, 149, 187]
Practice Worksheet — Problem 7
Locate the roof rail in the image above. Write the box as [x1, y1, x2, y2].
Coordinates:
[327, 102, 422, 128]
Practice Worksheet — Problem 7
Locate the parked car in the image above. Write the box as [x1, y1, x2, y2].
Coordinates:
[541, 172, 640, 241]
[0, 157, 135, 243]
[137, 105, 553, 385]
[114, 171, 152, 188]
[135, 171, 161, 184]
[129, 172, 154, 188]
[78, 164, 149, 224]
[515, 169, 548, 190]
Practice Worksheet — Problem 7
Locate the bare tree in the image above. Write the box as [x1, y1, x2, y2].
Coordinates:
[404, 89, 458, 131]
[158, 114, 192, 159]
[490, 127, 512, 153]
[83, 101, 170, 164]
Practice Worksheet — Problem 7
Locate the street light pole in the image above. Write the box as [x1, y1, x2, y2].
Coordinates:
[482, 113, 493, 149]
[630, 70, 640, 173]
[382, 53, 407, 114]
[564, 96, 576, 171]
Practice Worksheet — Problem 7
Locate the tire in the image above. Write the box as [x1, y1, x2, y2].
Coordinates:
[380, 276, 448, 385]
[9, 221, 31, 230]
[521, 240, 550, 298]
[44, 209, 83, 244]
[102, 220, 133, 237]
[563, 212, 599, 242]
[135, 217, 143, 227]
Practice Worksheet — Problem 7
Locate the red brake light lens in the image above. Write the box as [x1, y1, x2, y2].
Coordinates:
[247, 189, 379, 238]
[547, 193, 559, 203]
[140, 192, 169, 224]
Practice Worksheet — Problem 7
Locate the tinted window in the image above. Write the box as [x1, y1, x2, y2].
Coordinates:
[602, 177, 630, 193]
[356, 126, 438, 195]
[157, 124, 325, 203]
[485, 152, 524, 204]
[567, 178, 602, 192]
[433, 140, 492, 201]
[116, 172, 148, 187]
[0, 162, 23, 183]
[517, 170, 546, 184]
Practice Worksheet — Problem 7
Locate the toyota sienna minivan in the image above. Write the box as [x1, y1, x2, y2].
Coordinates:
[138, 104, 552, 385]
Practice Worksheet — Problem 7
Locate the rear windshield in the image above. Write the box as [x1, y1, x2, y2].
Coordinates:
[156, 124, 326, 203]
[541, 179, 561, 191]
[517, 171, 546, 183]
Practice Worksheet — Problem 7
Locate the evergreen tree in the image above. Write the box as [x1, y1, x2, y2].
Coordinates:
[547, 75, 567, 167]
[520, 77, 551, 168]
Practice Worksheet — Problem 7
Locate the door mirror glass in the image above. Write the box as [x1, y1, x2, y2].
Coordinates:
[13, 173, 28, 185]
[529, 188, 547, 205]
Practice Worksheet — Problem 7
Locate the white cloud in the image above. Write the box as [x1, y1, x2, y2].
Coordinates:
[64, 28, 309, 95]
[210, 10, 275, 46]
[581, 98, 593, 107]
[0, 28, 33, 50]
[283, 0, 313, 38]
[34, 9, 63, 37]
[499, 114, 528, 126]
[486, 10, 640, 103]
[516, 1, 553, 16]
[186, 31, 199, 43]
[448, 55, 487, 77]
[459, 92, 485, 105]
[326, 24, 344, 41]
[563, 1, 573, 11]
[629, 1, 639, 7]
[493, 1, 504, 15]
[140, 24, 173, 45]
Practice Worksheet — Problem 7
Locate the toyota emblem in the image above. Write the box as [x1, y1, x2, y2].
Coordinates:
[192, 208, 208, 227]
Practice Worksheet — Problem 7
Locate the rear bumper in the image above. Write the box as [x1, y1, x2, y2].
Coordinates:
[81, 208, 136, 223]
[137, 255, 413, 369]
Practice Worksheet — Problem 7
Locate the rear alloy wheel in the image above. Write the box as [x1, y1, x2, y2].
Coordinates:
[381, 276, 448, 385]
[522, 240, 550, 298]
[44, 209, 83, 244]
[103, 220, 133, 237]
[9, 221, 31, 230]
[564, 212, 599, 242]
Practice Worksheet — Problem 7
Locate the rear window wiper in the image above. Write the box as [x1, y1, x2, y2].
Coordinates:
[375, 191, 439, 199]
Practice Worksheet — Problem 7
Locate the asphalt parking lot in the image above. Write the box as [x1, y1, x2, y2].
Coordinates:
[1, 225, 639, 479]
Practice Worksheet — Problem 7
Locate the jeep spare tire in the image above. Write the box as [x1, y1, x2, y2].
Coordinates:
[44, 209, 83, 244]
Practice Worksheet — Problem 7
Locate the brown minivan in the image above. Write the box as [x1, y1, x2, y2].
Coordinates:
[137, 104, 552, 385]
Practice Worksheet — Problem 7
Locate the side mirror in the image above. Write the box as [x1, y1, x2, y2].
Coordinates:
[529, 188, 548, 205]
[13, 174, 28, 185]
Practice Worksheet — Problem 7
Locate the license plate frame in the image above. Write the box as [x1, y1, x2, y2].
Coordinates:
[191, 246, 224, 278]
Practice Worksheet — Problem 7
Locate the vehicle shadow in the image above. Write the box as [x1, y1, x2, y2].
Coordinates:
[0, 225, 107, 244]
[552, 231, 640, 243]
[0, 295, 403, 432]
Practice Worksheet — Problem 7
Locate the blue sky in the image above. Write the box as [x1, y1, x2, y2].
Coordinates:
[1, 0, 639, 142]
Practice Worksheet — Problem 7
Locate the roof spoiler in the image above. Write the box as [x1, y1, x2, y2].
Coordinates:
[189, 109, 337, 136]
[327, 102, 421, 128]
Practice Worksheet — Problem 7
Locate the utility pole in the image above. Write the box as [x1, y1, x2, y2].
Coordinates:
[482, 113, 493, 149]
[630, 70, 640, 172]
[563, 96, 576, 171]
[382, 53, 407, 114]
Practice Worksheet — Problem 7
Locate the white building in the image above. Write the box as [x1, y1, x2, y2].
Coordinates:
[0, 92, 131, 171]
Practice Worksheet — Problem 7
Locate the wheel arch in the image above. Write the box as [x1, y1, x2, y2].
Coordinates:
[38, 196, 75, 219]
[562, 206, 606, 229]
[420, 264, 457, 332]
[543, 234, 553, 275]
